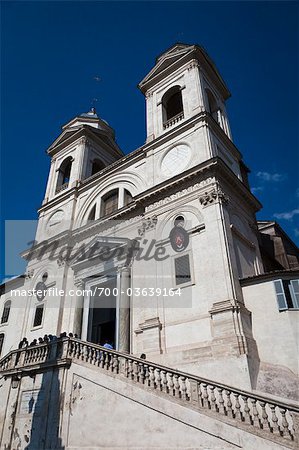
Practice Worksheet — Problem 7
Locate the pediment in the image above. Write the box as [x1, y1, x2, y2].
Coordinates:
[71, 235, 133, 269]
[139, 44, 194, 88]
[47, 128, 81, 152]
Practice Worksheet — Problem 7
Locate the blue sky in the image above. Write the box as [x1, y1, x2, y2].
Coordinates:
[1, 1, 298, 278]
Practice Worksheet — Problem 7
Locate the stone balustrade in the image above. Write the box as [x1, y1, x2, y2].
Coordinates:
[163, 112, 184, 130]
[1, 337, 298, 446]
[55, 182, 69, 194]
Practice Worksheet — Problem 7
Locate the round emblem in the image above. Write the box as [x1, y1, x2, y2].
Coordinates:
[169, 226, 189, 252]
[35, 282, 47, 301]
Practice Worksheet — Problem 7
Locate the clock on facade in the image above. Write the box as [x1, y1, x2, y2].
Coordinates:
[161, 144, 191, 177]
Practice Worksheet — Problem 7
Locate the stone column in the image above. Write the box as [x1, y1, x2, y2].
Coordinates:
[116, 266, 131, 352]
[73, 279, 84, 337]
[81, 290, 90, 341]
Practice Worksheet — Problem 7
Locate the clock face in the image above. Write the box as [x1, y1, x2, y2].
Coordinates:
[161, 144, 191, 177]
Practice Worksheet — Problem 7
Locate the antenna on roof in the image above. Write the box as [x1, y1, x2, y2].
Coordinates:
[89, 75, 101, 112]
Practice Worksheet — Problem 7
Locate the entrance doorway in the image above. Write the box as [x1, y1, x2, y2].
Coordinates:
[87, 279, 117, 347]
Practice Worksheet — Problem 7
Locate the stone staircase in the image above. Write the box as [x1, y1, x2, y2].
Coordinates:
[0, 337, 298, 449]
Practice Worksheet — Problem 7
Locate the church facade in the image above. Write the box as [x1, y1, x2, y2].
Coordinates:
[0, 43, 298, 449]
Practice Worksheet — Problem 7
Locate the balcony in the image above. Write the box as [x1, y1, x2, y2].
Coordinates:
[55, 182, 69, 194]
[163, 111, 184, 130]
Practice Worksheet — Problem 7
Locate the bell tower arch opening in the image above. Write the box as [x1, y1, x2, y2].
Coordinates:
[56, 156, 72, 193]
[162, 85, 184, 127]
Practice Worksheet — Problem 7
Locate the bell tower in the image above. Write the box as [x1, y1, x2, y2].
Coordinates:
[43, 108, 122, 203]
[35, 108, 123, 242]
[139, 43, 232, 143]
[137, 44, 264, 389]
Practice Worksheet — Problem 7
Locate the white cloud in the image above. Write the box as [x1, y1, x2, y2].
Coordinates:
[256, 171, 287, 182]
[273, 209, 299, 221]
[251, 186, 264, 194]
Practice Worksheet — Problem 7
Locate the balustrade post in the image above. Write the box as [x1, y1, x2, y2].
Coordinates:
[269, 404, 280, 435]
[156, 369, 162, 391]
[260, 401, 271, 431]
[134, 361, 139, 380]
[279, 408, 291, 439]
[226, 390, 233, 418]
[291, 410, 299, 442]
[209, 386, 217, 412]
[201, 383, 210, 409]
[139, 363, 145, 384]
[149, 366, 155, 388]
[144, 364, 150, 386]
[241, 395, 251, 424]
[233, 393, 242, 420]
[217, 388, 226, 415]
[251, 399, 261, 428]
[174, 374, 180, 397]
[161, 370, 168, 393]
[168, 373, 174, 396]
[181, 376, 187, 401]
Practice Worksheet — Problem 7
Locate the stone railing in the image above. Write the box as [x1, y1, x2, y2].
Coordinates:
[55, 182, 69, 194]
[1, 338, 298, 447]
[163, 112, 184, 130]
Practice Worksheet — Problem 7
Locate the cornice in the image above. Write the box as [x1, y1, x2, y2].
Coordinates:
[240, 269, 299, 286]
[29, 157, 261, 262]
[47, 125, 123, 157]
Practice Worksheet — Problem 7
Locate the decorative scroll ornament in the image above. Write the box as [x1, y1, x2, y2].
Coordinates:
[138, 215, 158, 236]
[199, 187, 229, 207]
[57, 256, 67, 267]
[74, 278, 84, 288]
[25, 269, 35, 280]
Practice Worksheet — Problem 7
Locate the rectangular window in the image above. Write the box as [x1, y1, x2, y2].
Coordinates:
[102, 191, 118, 216]
[174, 254, 191, 286]
[274, 279, 299, 311]
[0, 334, 4, 357]
[33, 305, 44, 327]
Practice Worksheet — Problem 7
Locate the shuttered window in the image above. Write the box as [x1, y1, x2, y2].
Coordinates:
[33, 305, 44, 327]
[174, 254, 191, 286]
[274, 280, 288, 311]
[290, 280, 299, 308]
[274, 279, 299, 311]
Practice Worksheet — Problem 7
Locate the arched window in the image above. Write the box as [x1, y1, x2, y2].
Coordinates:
[1, 300, 11, 324]
[124, 189, 133, 206]
[162, 86, 184, 129]
[0, 333, 4, 357]
[91, 159, 105, 176]
[56, 157, 72, 193]
[101, 190, 119, 217]
[205, 89, 219, 123]
[88, 205, 96, 221]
